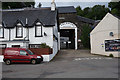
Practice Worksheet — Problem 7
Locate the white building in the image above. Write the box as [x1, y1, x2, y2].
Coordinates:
[90, 13, 120, 57]
[0, 2, 60, 61]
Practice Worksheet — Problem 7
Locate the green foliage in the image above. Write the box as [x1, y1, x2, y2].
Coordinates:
[80, 24, 92, 48]
[109, 54, 114, 57]
[76, 2, 120, 20]
[76, 5, 110, 20]
[2, 2, 35, 9]
[76, 6, 84, 16]
[108, 2, 120, 17]
[40, 43, 50, 48]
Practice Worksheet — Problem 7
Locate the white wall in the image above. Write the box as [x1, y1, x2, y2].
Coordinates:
[1, 25, 54, 48]
[11, 27, 27, 41]
[0, 23, 59, 62]
[0, 55, 3, 62]
[0, 29, 9, 41]
[42, 22, 59, 62]
[90, 13, 120, 57]
[29, 26, 53, 48]
[42, 40, 58, 62]
[50, 40, 58, 60]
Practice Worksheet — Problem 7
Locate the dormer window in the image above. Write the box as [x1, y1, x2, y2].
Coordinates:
[0, 26, 4, 38]
[16, 23, 23, 38]
[35, 22, 42, 37]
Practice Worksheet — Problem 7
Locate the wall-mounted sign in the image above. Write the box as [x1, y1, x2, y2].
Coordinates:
[60, 22, 76, 28]
[105, 39, 120, 51]
[101, 44, 104, 47]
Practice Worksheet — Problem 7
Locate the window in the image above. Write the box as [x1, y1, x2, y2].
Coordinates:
[16, 23, 23, 38]
[35, 22, 42, 37]
[26, 49, 34, 55]
[20, 50, 27, 56]
[0, 27, 4, 38]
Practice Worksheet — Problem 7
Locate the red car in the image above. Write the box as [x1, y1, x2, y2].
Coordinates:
[3, 48, 43, 65]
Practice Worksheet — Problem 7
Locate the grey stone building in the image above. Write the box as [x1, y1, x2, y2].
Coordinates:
[58, 6, 95, 49]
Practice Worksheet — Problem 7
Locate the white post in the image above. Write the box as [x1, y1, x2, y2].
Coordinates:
[58, 32, 60, 50]
[75, 28, 77, 50]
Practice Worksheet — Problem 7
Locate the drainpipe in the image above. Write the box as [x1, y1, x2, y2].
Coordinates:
[27, 27, 29, 40]
[9, 29, 11, 41]
[26, 18, 29, 48]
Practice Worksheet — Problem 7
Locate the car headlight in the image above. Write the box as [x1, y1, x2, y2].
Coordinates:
[37, 56, 41, 58]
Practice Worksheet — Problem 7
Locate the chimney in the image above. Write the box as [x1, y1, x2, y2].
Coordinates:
[51, 0, 56, 11]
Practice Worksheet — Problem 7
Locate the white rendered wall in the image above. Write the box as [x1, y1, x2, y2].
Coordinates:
[29, 26, 53, 48]
[0, 29, 9, 41]
[11, 27, 27, 41]
[90, 13, 120, 57]
[0, 55, 3, 62]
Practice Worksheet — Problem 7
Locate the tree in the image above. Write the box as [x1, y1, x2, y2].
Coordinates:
[76, 6, 84, 16]
[80, 24, 92, 49]
[108, 1, 120, 17]
[76, 5, 110, 20]
[2, 2, 35, 9]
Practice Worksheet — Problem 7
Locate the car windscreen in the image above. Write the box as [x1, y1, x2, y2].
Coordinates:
[26, 49, 34, 55]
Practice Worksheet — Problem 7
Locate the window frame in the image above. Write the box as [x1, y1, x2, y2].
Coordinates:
[35, 22, 43, 37]
[16, 23, 23, 38]
[0, 27, 4, 38]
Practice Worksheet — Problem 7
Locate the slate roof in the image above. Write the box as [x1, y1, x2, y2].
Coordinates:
[77, 16, 95, 24]
[58, 6, 76, 14]
[2, 8, 57, 28]
[92, 20, 100, 29]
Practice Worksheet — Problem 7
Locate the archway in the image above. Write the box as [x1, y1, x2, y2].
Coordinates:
[60, 22, 77, 50]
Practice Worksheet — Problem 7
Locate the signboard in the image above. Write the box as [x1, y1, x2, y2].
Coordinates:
[105, 39, 120, 51]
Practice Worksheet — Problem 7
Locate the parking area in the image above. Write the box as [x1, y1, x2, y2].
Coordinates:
[2, 49, 119, 78]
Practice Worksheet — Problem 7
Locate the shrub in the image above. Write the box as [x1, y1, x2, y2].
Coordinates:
[109, 54, 114, 57]
[40, 43, 50, 48]
[80, 24, 92, 49]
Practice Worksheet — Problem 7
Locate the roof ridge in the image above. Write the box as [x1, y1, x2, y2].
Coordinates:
[2, 7, 51, 12]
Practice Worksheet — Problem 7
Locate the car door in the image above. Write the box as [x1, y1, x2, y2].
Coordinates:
[17, 50, 30, 63]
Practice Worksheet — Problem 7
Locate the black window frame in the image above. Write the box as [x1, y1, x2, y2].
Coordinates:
[0, 27, 4, 38]
[16, 23, 23, 38]
[35, 22, 43, 37]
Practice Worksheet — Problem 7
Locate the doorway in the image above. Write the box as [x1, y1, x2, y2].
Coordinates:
[60, 29, 75, 49]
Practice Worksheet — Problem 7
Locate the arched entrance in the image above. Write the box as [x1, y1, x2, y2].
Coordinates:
[60, 22, 77, 50]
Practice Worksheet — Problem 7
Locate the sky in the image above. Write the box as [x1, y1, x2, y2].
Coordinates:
[35, 2, 109, 9]
[34, 0, 112, 9]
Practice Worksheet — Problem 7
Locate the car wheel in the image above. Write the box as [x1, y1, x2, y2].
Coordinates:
[31, 59, 36, 64]
[5, 60, 11, 65]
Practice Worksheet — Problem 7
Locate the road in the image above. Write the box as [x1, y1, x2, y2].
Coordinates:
[2, 49, 119, 78]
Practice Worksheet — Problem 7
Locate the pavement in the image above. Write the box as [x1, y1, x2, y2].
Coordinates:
[1, 49, 120, 78]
